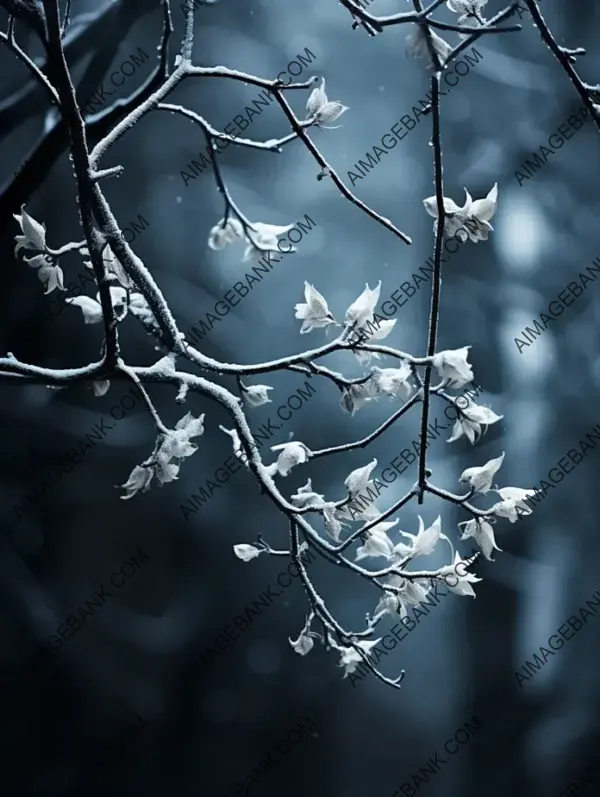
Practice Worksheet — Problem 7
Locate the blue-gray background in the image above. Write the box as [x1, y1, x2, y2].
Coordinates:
[1, 0, 600, 795]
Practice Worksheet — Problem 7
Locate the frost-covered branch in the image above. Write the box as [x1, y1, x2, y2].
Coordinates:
[3, 0, 575, 688]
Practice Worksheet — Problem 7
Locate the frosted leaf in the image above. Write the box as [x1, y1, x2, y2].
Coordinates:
[102, 244, 129, 287]
[241, 382, 273, 407]
[243, 221, 295, 263]
[323, 504, 345, 541]
[413, 515, 442, 556]
[35, 262, 65, 294]
[175, 411, 205, 440]
[370, 364, 413, 400]
[270, 441, 310, 477]
[438, 551, 482, 597]
[459, 452, 505, 494]
[432, 346, 474, 388]
[446, 0, 488, 17]
[447, 399, 502, 444]
[345, 282, 381, 328]
[459, 518, 501, 561]
[295, 282, 336, 334]
[291, 479, 327, 510]
[355, 528, 395, 561]
[339, 380, 377, 415]
[306, 77, 327, 117]
[150, 353, 177, 375]
[315, 101, 349, 129]
[14, 207, 47, 254]
[233, 543, 262, 562]
[92, 380, 110, 396]
[289, 633, 314, 655]
[208, 217, 243, 250]
[66, 296, 103, 324]
[344, 458, 377, 498]
[491, 487, 536, 522]
[405, 26, 452, 66]
[305, 78, 349, 129]
[120, 464, 153, 500]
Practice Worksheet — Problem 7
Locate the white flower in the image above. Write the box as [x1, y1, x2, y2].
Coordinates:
[491, 487, 537, 523]
[462, 184, 498, 242]
[295, 282, 336, 334]
[270, 440, 311, 477]
[344, 458, 377, 498]
[345, 282, 381, 329]
[243, 221, 296, 263]
[219, 425, 249, 466]
[14, 207, 47, 255]
[370, 364, 413, 401]
[459, 452, 505, 494]
[394, 515, 442, 559]
[438, 551, 482, 597]
[241, 382, 273, 407]
[289, 632, 314, 656]
[355, 527, 396, 561]
[432, 346, 474, 388]
[120, 464, 153, 500]
[447, 399, 503, 444]
[459, 518, 500, 561]
[405, 26, 452, 66]
[423, 188, 473, 239]
[233, 543, 262, 562]
[305, 78, 349, 129]
[335, 640, 380, 677]
[423, 184, 497, 242]
[208, 216, 243, 250]
[92, 380, 110, 397]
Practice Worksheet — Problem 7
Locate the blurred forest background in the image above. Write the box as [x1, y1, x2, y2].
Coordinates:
[1, 1, 600, 795]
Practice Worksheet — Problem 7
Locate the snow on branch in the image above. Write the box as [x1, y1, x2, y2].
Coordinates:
[2, 0, 587, 688]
